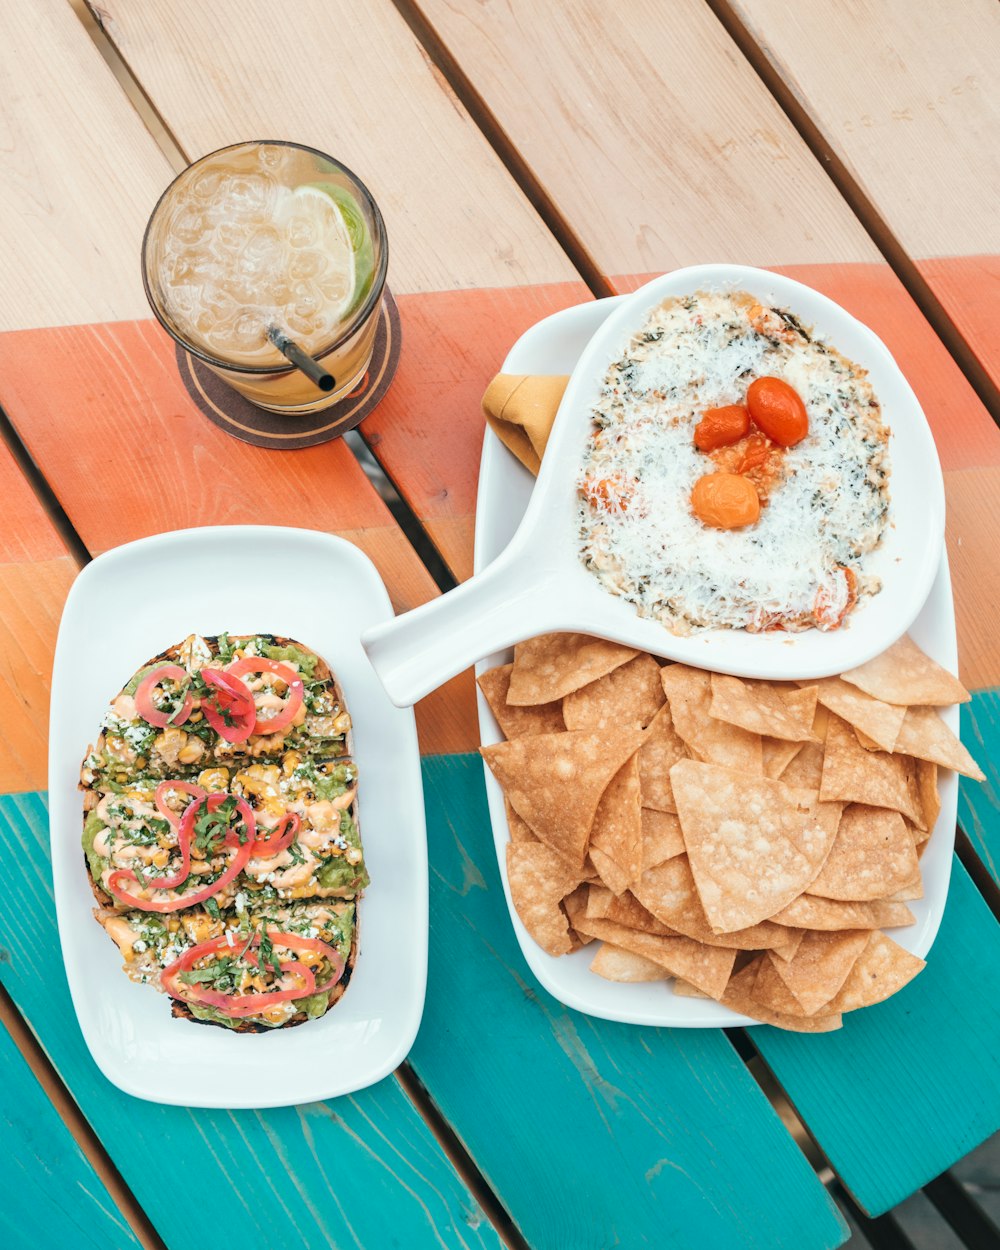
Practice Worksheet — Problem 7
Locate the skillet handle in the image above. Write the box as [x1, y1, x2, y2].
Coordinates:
[361, 552, 554, 706]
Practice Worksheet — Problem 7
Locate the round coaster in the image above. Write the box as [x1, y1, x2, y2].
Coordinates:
[175, 289, 401, 449]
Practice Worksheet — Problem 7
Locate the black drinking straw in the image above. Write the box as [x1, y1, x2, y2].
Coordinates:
[267, 326, 335, 392]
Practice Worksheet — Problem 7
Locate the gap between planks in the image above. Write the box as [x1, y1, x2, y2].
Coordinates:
[0, 982, 167, 1250]
[71, 0, 462, 595]
[393, 0, 1000, 428]
[390, 0, 615, 301]
[49, 5, 995, 1238]
[703, 0, 1000, 426]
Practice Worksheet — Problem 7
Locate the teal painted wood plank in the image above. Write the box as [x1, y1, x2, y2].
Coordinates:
[752, 858, 1000, 1216]
[412, 754, 848, 1250]
[0, 791, 503, 1250]
[959, 691, 1000, 885]
[0, 1021, 141, 1250]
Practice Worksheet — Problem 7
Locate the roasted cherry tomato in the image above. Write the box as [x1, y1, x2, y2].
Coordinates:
[691, 472, 760, 530]
[693, 404, 750, 452]
[736, 432, 774, 474]
[746, 377, 808, 447]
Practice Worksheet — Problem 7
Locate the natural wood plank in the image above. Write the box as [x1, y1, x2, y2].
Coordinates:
[0, 442, 76, 793]
[415, 0, 878, 269]
[414, 754, 849, 1249]
[0, 790, 506, 1250]
[726, 0, 1000, 387]
[0, 1019, 142, 1250]
[0, 0, 172, 328]
[0, 320, 477, 754]
[90, 0, 577, 293]
[752, 859, 1000, 1215]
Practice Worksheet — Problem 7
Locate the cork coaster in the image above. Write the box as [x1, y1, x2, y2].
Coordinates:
[174, 289, 401, 448]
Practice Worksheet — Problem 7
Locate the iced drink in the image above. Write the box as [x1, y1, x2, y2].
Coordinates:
[142, 142, 387, 413]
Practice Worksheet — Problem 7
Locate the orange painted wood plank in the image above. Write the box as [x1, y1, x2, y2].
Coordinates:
[0, 442, 77, 792]
[0, 320, 476, 754]
[726, 0, 1000, 390]
[367, 282, 590, 580]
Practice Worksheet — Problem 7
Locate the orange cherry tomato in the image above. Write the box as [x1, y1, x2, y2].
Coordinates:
[746, 377, 809, 447]
[693, 404, 750, 452]
[690, 472, 760, 530]
[736, 432, 774, 474]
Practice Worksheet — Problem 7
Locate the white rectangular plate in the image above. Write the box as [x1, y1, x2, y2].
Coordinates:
[475, 297, 958, 1027]
[51, 526, 427, 1105]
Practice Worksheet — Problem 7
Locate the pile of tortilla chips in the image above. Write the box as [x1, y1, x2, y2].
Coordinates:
[479, 633, 984, 1032]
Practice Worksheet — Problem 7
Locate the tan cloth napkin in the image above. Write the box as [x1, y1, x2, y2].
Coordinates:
[482, 373, 568, 475]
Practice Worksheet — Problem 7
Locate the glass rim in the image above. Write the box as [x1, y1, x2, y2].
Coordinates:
[140, 139, 389, 375]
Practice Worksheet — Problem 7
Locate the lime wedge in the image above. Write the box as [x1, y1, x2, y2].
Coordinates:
[275, 184, 357, 322]
[304, 181, 376, 314]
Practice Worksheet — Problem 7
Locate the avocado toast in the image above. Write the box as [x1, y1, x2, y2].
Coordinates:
[80, 633, 366, 1031]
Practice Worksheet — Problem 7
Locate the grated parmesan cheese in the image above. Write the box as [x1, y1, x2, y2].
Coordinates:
[578, 290, 890, 633]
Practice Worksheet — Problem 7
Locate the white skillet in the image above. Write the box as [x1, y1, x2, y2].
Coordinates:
[362, 265, 945, 707]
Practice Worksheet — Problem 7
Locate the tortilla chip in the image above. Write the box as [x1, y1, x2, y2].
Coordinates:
[587, 847, 628, 896]
[812, 677, 906, 752]
[721, 961, 843, 1032]
[504, 798, 539, 844]
[854, 728, 882, 751]
[809, 805, 920, 901]
[820, 715, 925, 826]
[773, 894, 915, 930]
[915, 760, 941, 833]
[590, 943, 671, 982]
[893, 706, 985, 779]
[563, 653, 665, 732]
[709, 675, 816, 742]
[506, 843, 583, 956]
[588, 754, 642, 893]
[481, 728, 643, 865]
[841, 635, 970, 706]
[766, 930, 870, 1015]
[824, 931, 925, 1012]
[671, 760, 841, 932]
[636, 702, 688, 812]
[477, 664, 565, 738]
[768, 928, 805, 962]
[632, 856, 800, 954]
[883, 875, 924, 902]
[508, 633, 638, 705]
[779, 739, 825, 789]
[763, 737, 805, 780]
[672, 978, 710, 998]
[641, 807, 686, 870]
[571, 913, 736, 998]
[592, 890, 674, 936]
[661, 666, 763, 774]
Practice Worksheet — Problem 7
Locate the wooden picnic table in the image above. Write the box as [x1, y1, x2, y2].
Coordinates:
[2, 2, 999, 1247]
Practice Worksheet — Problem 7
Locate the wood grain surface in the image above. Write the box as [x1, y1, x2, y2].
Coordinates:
[414, 753, 849, 1250]
[89, 0, 577, 294]
[726, 0, 1000, 388]
[753, 858, 1000, 1215]
[0, 790, 506, 1250]
[0, 0, 172, 329]
[0, 441, 76, 793]
[0, 1020, 142, 1250]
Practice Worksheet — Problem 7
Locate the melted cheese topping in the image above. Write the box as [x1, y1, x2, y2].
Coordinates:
[578, 291, 890, 633]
